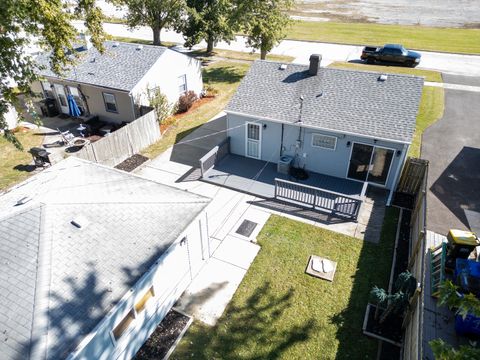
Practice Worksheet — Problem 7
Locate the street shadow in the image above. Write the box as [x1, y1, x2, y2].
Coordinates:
[172, 282, 316, 359]
[430, 146, 480, 229]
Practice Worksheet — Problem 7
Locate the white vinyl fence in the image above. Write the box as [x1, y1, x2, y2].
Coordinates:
[74, 110, 160, 167]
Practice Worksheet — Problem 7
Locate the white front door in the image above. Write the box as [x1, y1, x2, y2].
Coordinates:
[246, 123, 261, 159]
[53, 84, 69, 114]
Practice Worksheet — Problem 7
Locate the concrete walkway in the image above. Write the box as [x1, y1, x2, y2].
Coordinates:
[134, 124, 386, 323]
[72, 21, 480, 77]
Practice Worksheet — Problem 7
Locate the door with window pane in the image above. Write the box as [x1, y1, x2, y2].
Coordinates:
[53, 84, 69, 114]
[246, 123, 261, 159]
[347, 143, 394, 186]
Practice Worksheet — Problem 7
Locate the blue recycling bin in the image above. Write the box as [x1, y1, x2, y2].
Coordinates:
[455, 314, 480, 336]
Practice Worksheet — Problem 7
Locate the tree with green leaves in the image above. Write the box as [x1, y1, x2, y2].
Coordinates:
[145, 87, 177, 123]
[237, 0, 293, 60]
[370, 271, 417, 323]
[183, 0, 238, 54]
[429, 280, 480, 359]
[1, 0, 105, 149]
[117, 0, 186, 46]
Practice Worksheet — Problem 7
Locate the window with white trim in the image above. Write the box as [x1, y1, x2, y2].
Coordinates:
[311, 134, 337, 150]
[42, 81, 54, 99]
[178, 74, 187, 94]
[134, 286, 155, 314]
[112, 309, 135, 340]
[103, 92, 118, 113]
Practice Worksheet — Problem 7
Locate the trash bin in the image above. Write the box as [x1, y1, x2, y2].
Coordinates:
[445, 229, 479, 271]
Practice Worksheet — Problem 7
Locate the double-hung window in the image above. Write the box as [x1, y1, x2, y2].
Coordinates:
[311, 133, 337, 150]
[178, 74, 187, 94]
[103, 92, 118, 113]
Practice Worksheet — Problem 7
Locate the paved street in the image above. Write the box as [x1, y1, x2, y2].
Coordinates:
[422, 75, 480, 234]
[72, 21, 480, 77]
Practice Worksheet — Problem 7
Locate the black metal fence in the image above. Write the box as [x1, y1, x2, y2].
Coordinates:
[274, 178, 364, 220]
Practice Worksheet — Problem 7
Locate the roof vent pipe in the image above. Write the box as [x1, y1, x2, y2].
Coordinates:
[309, 54, 322, 76]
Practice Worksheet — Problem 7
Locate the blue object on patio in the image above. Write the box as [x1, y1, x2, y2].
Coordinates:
[67, 94, 81, 117]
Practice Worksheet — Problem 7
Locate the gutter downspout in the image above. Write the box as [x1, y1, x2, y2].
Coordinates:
[387, 143, 409, 205]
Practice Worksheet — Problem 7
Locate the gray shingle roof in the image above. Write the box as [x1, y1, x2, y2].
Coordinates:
[0, 157, 211, 360]
[36, 41, 168, 91]
[226, 61, 424, 143]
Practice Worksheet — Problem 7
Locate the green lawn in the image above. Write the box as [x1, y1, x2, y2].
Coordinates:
[190, 48, 294, 63]
[141, 60, 249, 159]
[0, 130, 43, 191]
[410, 86, 445, 157]
[288, 21, 480, 54]
[173, 208, 400, 359]
[328, 61, 443, 83]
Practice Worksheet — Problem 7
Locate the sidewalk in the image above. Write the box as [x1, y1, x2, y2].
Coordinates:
[135, 148, 271, 325]
[71, 20, 480, 77]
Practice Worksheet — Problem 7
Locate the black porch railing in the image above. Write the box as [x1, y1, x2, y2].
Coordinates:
[274, 178, 366, 221]
[199, 137, 230, 177]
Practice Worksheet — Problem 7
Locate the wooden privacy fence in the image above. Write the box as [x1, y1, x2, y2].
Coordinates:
[402, 160, 428, 360]
[396, 157, 429, 195]
[274, 178, 365, 220]
[199, 137, 230, 177]
[74, 110, 160, 167]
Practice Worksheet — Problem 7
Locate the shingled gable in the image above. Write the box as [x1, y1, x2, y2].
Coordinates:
[226, 60, 424, 143]
[36, 41, 169, 92]
[0, 157, 210, 360]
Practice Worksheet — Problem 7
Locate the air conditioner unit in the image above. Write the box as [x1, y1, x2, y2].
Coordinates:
[277, 155, 293, 175]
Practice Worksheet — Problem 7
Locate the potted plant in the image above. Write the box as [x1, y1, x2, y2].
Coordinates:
[363, 271, 417, 345]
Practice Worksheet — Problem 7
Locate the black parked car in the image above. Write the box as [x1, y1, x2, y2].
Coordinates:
[360, 44, 421, 67]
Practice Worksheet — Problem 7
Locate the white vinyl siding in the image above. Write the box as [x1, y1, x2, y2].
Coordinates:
[178, 74, 187, 94]
[311, 133, 337, 150]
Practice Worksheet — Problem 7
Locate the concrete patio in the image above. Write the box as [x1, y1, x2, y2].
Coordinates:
[134, 135, 388, 325]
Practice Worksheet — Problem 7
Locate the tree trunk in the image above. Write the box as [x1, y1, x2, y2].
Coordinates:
[206, 36, 215, 54]
[260, 48, 267, 60]
[152, 25, 161, 46]
[260, 40, 267, 60]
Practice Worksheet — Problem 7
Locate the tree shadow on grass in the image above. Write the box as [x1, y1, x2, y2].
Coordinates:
[203, 65, 245, 84]
[172, 282, 316, 359]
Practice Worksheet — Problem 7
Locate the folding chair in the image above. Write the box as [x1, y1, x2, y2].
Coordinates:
[57, 128, 75, 146]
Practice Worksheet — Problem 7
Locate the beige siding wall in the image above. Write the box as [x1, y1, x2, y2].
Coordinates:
[35, 78, 136, 123]
[131, 49, 203, 106]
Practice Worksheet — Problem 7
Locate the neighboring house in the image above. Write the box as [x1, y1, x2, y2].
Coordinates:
[0, 157, 211, 360]
[32, 38, 203, 123]
[2, 103, 18, 130]
[225, 55, 424, 202]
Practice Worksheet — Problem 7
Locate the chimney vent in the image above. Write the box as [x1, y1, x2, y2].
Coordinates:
[136, 45, 143, 51]
[309, 54, 322, 76]
[378, 74, 388, 82]
[79, 33, 92, 50]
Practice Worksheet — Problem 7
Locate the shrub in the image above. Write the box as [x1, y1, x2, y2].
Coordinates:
[146, 87, 176, 124]
[202, 84, 219, 98]
[177, 90, 198, 113]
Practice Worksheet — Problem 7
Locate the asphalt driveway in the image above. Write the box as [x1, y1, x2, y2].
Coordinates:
[422, 76, 480, 234]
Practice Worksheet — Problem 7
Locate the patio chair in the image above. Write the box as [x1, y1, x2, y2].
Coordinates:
[57, 128, 75, 146]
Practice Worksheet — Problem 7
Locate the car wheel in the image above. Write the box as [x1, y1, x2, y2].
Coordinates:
[405, 60, 414, 67]
[366, 57, 374, 64]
